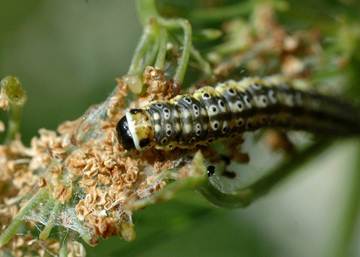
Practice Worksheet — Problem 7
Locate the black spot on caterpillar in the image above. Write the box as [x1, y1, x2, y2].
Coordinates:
[117, 76, 360, 151]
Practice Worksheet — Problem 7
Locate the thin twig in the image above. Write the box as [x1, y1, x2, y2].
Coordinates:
[39, 201, 62, 240]
[155, 28, 168, 69]
[0, 189, 48, 247]
[200, 140, 332, 208]
[59, 231, 69, 257]
[127, 22, 156, 76]
[136, 0, 159, 25]
[190, 45, 213, 77]
[328, 140, 360, 257]
[0, 76, 27, 144]
[158, 18, 192, 83]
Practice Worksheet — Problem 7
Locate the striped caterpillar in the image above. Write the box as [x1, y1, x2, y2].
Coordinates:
[117, 76, 360, 151]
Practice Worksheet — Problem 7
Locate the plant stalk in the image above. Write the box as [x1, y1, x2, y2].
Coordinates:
[200, 140, 332, 208]
[0, 188, 48, 247]
[328, 141, 360, 257]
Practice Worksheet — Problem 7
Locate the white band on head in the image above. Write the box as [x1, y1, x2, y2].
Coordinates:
[125, 111, 141, 150]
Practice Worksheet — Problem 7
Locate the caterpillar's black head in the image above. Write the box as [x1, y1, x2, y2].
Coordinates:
[116, 116, 135, 150]
[116, 109, 154, 151]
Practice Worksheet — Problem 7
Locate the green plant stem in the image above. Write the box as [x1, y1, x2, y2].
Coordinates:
[127, 21, 157, 76]
[0, 76, 27, 144]
[143, 36, 160, 69]
[248, 140, 331, 199]
[171, 33, 212, 78]
[39, 201, 62, 240]
[154, 28, 168, 69]
[0, 188, 48, 247]
[157, 17, 192, 83]
[190, 46, 212, 77]
[136, 0, 159, 25]
[200, 140, 332, 208]
[110, 205, 217, 257]
[136, 0, 205, 83]
[59, 232, 68, 257]
[5, 104, 22, 144]
[329, 141, 360, 257]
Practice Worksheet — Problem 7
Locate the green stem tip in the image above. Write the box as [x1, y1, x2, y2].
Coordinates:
[39, 201, 62, 240]
[0, 76, 27, 143]
[0, 76, 27, 107]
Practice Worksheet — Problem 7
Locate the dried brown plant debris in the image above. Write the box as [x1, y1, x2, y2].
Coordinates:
[212, 3, 323, 81]
[0, 67, 209, 255]
[142, 66, 181, 101]
[3, 236, 85, 257]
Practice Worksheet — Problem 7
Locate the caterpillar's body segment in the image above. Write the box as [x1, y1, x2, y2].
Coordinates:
[117, 76, 360, 151]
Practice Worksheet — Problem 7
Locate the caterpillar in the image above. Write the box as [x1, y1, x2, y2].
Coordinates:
[117, 76, 360, 151]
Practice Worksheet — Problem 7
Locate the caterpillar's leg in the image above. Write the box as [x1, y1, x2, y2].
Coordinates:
[204, 155, 238, 180]
[264, 129, 295, 153]
[201, 137, 249, 179]
[224, 135, 250, 163]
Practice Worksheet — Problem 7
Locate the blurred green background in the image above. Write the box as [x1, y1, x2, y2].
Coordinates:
[1, 1, 359, 256]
